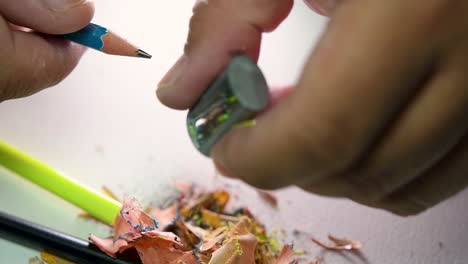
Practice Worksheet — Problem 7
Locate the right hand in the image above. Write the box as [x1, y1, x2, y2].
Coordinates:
[0, 0, 94, 102]
[157, 0, 468, 216]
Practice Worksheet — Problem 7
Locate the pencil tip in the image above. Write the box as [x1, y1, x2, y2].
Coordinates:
[137, 49, 152, 59]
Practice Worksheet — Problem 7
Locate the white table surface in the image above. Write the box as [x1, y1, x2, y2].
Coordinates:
[1, 1, 467, 263]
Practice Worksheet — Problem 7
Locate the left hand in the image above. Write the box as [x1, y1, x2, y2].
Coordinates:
[0, 0, 94, 102]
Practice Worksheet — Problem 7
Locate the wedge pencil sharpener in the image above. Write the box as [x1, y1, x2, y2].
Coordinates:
[187, 55, 270, 156]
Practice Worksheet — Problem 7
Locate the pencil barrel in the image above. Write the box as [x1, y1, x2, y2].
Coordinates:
[62, 23, 108, 50]
[0, 211, 138, 264]
[0, 141, 121, 225]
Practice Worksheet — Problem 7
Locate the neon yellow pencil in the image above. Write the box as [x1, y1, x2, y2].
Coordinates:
[0, 140, 120, 225]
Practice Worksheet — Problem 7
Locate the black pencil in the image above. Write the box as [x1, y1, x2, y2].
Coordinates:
[0, 211, 140, 264]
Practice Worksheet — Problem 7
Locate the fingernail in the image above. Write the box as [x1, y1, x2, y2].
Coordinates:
[41, 0, 90, 11]
[303, 0, 338, 16]
[157, 55, 187, 97]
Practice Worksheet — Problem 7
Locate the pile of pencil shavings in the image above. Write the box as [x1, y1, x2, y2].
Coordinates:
[89, 183, 301, 264]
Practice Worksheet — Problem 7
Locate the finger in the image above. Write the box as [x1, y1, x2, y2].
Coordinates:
[0, 19, 86, 101]
[0, 0, 94, 34]
[309, 130, 468, 216]
[300, 39, 468, 199]
[211, 0, 444, 190]
[156, 0, 294, 110]
[344, 38, 468, 202]
[373, 131, 468, 216]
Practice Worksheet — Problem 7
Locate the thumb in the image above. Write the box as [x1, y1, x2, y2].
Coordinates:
[156, 0, 293, 110]
[0, 0, 94, 34]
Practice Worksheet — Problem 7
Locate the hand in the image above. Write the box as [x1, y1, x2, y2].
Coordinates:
[157, 0, 468, 216]
[0, 0, 94, 102]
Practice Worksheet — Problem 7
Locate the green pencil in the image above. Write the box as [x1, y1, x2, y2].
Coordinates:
[0, 140, 120, 225]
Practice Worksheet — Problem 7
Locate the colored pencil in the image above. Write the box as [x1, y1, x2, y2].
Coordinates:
[0, 211, 140, 264]
[0, 140, 121, 225]
[61, 23, 152, 59]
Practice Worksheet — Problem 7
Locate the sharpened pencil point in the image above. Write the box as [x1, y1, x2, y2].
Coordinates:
[137, 49, 152, 59]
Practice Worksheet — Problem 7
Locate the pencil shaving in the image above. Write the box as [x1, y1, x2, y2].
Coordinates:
[312, 234, 363, 251]
[39, 252, 76, 264]
[88, 183, 318, 263]
[257, 190, 278, 208]
[273, 245, 298, 264]
[308, 256, 324, 264]
[28, 257, 45, 264]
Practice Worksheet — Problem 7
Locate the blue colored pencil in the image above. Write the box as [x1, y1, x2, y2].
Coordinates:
[62, 23, 151, 59]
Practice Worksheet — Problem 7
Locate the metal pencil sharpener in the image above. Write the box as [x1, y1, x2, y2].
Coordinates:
[187, 55, 270, 156]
